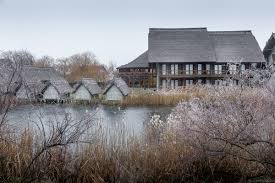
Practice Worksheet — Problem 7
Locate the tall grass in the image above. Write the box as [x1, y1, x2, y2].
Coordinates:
[122, 86, 207, 106]
[0, 120, 268, 182]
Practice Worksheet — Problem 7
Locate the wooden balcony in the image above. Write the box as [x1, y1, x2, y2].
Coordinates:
[119, 70, 238, 78]
[160, 70, 231, 78]
[119, 71, 156, 77]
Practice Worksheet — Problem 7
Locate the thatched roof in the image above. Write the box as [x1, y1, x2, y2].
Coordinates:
[209, 31, 265, 63]
[21, 66, 72, 95]
[118, 28, 265, 68]
[117, 51, 149, 69]
[73, 78, 101, 95]
[103, 78, 130, 96]
[148, 28, 217, 63]
[263, 33, 275, 58]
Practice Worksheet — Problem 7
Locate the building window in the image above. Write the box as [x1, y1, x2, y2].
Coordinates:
[162, 79, 166, 89]
[162, 64, 166, 75]
[214, 65, 222, 75]
[186, 79, 193, 86]
[198, 64, 202, 75]
[215, 80, 221, 86]
[171, 64, 175, 75]
[206, 64, 211, 74]
[186, 64, 193, 75]
[175, 80, 178, 89]
[175, 64, 179, 75]
[240, 64, 245, 74]
[197, 79, 202, 84]
[171, 80, 175, 89]
[229, 64, 237, 75]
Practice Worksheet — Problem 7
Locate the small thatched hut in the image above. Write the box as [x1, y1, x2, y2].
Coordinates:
[72, 78, 101, 101]
[103, 78, 130, 101]
[16, 66, 72, 102]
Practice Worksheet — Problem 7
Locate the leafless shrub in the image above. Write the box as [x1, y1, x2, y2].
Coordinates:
[168, 79, 275, 180]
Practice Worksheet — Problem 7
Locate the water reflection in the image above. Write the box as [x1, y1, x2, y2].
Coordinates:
[7, 104, 172, 140]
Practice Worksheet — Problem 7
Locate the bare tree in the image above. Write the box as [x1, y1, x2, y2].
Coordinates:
[1, 50, 34, 66]
[34, 55, 55, 67]
[20, 109, 95, 182]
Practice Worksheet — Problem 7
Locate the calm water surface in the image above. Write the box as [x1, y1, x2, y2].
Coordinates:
[7, 104, 172, 139]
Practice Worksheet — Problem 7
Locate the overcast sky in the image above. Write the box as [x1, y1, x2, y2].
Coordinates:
[0, 0, 274, 66]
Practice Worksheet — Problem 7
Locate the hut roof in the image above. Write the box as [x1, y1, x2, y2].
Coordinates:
[73, 78, 101, 95]
[103, 78, 130, 96]
[21, 66, 72, 95]
[117, 51, 149, 69]
[263, 33, 275, 58]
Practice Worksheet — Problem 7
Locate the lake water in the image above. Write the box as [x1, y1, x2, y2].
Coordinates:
[6, 104, 172, 141]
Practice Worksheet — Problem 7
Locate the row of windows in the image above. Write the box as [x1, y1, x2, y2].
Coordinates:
[161, 63, 247, 75]
[161, 79, 238, 89]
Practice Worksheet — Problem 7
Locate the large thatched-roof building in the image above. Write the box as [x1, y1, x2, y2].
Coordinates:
[118, 28, 265, 89]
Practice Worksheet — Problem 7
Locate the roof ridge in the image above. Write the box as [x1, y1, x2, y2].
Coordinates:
[209, 30, 252, 35]
[24, 65, 55, 70]
[150, 27, 207, 32]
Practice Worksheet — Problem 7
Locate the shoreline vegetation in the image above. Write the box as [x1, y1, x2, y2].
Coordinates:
[0, 85, 275, 182]
[11, 86, 208, 108]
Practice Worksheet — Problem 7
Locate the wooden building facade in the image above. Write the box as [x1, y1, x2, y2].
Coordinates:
[118, 28, 265, 89]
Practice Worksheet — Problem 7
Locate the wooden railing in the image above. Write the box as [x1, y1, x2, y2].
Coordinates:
[119, 70, 240, 77]
[119, 71, 156, 76]
[160, 70, 231, 77]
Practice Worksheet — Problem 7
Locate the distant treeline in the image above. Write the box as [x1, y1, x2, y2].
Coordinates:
[0, 50, 118, 82]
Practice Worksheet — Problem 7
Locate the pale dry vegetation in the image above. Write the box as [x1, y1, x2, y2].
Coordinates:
[121, 86, 208, 106]
[0, 84, 275, 182]
[0, 56, 274, 182]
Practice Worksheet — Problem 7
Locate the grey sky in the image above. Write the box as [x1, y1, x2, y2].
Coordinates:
[0, 0, 274, 66]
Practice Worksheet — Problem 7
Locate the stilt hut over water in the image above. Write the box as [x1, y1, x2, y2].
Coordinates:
[16, 66, 72, 102]
[103, 78, 130, 101]
[72, 78, 101, 101]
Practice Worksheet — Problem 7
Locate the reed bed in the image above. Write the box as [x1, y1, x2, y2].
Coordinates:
[122, 86, 208, 106]
[0, 122, 269, 183]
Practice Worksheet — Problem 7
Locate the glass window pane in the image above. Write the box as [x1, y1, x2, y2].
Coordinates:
[171, 64, 174, 75]
[162, 64, 166, 75]
[186, 64, 189, 75]
[214, 65, 218, 74]
[198, 64, 202, 75]
[171, 80, 174, 89]
[175, 64, 178, 75]
[190, 64, 193, 75]
[206, 64, 210, 74]
[175, 80, 178, 89]
[162, 79, 166, 89]
[219, 65, 222, 74]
